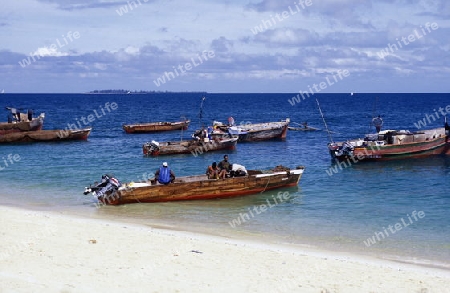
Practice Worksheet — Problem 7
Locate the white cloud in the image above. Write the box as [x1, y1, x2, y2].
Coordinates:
[0, 0, 449, 92]
[33, 47, 68, 57]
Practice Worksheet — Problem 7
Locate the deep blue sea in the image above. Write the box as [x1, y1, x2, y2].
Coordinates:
[0, 93, 449, 268]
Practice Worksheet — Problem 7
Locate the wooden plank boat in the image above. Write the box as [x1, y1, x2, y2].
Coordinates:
[211, 119, 290, 142]
[329, 126, 450, 162]
[288, 122, 319, 131]
[123, 120, 190, 133]
[0, 128, 92, 143]
[0, 111, 45, 135]
[143, 137, 238, 156]
[85, 165, 305, 205]
[288, 126, 319, 131]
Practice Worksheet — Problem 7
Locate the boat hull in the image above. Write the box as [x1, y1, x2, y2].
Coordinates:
[213, 120, 290, 142]
[0, 128, 91, 143]
[238, 122, 289, 142]
[123, 120, 190, 133]
[143, 137, 238, 156]
[97, 167, 305, 205]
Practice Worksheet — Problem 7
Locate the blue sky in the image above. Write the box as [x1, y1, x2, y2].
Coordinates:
[1, 0, 449, 93]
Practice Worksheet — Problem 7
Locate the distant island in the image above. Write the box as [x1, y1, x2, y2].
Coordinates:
[86, 89, 207, 94]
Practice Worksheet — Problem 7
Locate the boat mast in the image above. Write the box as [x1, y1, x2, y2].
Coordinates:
[369, 96, 379, 133]
[199, 96, 206, 128]
[316, 99, 334, 143]
[180, 115, 186, 142]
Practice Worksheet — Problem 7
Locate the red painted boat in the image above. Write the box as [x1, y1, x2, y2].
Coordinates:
[123, 120, 190, 133]
[84, 165, 305, 205]
[329, 126, 450, 162]
[0, 128, 92, 143]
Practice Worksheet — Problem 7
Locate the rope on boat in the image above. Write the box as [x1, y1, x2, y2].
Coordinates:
[260, 176, 271, 193]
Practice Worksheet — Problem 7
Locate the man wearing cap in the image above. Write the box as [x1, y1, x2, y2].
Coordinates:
[155, 162, 176, 184]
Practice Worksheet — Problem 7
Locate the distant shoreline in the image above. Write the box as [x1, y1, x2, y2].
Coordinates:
[86, 90, 208, 94]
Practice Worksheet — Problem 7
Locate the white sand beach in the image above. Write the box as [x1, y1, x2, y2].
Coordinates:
[0, 205, 449, 293]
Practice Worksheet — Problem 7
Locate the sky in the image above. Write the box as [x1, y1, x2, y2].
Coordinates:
[1, 0, 449, 93]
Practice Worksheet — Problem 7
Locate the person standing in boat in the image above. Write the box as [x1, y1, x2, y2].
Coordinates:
[372, 115, 383, 133]
[155, 162, 175, 184]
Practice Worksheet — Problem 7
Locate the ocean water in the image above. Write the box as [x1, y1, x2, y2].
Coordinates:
[0, 93, 449, 268]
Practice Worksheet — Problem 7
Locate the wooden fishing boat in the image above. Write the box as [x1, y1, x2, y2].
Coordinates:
[288, 122, 319, 131]
[0, 128, 92, 143]
[85, 165, 305, 205]
[143, 137, 238, 156]
[288, 126, 319, 131]
[211, 118, 290, 142]
[123, 120, 190, 133]
[0, 110, 45, 135]
[329, 126, 450, 162]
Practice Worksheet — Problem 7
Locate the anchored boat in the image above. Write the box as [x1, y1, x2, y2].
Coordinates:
[123, 120, 190, 133]
[0, 128, 92, 143]
[329, 126, 450, 162]
[143, 137, 238, 156]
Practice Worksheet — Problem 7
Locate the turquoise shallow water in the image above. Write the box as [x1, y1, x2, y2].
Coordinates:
[0, 93, 449, 268]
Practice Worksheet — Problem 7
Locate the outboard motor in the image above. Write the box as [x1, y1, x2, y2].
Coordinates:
[336, 141, 354, 157]
[144, 140, 159, 155]
[145, 140, 160, 154]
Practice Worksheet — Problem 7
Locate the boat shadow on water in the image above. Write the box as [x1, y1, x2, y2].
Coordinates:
[85, 186, 303, 235]
[329, 155, 450, 173]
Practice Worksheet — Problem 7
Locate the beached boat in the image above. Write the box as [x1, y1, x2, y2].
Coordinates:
[0, 128, 92, 143]
[123, 120, 190, 133]
[328, 126, 450, 162]
[211, 118, 290, 142]
[84, 165, 305, 205]
[143, 137, 238, 156]
[0, 108, 45, 135]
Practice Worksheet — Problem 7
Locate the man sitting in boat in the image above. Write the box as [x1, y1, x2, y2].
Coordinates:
[155, 162, 175, 184]
[218, 155, 232, 179]
[206, 162, 220, 179]
[89, 174, 121, 198]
